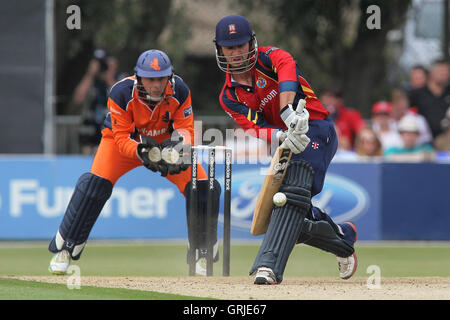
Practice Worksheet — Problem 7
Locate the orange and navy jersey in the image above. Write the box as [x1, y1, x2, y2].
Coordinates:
[219, 46, 329, 143]
[104, 75, 195, 159]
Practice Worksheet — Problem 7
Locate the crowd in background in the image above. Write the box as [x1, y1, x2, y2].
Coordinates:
[327, 59, 450, 162]
[74, 50, 450, 163]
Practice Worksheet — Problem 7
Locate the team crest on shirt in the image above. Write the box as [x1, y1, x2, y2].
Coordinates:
[256, 76, 266, 88]
[183, 105, 193, 118]
[162, 111, 170, 122]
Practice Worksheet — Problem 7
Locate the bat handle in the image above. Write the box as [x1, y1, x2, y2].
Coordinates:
[295, 99, 305, 113]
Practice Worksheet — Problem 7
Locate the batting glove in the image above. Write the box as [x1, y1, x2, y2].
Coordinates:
[280, 99, 310, 134]
[280, 131, 310, 154]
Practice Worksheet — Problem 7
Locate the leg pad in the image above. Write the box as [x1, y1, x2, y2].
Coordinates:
[49, 173, 113, 260]
[249, 160, 315, 283]
[184, 179, 221, 256]
[297, 218, 354, 258]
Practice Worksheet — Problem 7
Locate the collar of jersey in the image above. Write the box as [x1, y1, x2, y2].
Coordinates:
[226, 68, 254, 92]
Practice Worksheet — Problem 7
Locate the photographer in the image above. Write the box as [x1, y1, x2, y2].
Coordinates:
[73, 49, 119, 154]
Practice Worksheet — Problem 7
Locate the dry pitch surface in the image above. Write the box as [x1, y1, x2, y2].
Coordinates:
[10, 276, 450, 300]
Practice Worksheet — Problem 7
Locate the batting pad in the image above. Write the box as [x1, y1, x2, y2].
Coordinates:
[249, 160, 314, 283]
[184, 179, 221, 255]
[49, 173, 113, 260]
[297, 219, 355, 258]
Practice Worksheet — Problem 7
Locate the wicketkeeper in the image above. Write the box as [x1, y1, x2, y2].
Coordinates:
[48, 49, 220, 276]
[214, 15, 358, 284]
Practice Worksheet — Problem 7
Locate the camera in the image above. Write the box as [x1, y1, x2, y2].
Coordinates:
[93, 49, 109, 72]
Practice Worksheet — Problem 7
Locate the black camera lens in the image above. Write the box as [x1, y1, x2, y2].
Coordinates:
[93, 49, 108, 72]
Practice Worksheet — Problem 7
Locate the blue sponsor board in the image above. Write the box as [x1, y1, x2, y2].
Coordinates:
[0, 156, 186, 239]
[0, 156, 449, 240]
[381, 163, 450, 240]
[217, 163, 379, 240]
[325, 163, 380, 240]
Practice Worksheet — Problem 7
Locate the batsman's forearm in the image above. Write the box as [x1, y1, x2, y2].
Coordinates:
[279, 91, 296, 111]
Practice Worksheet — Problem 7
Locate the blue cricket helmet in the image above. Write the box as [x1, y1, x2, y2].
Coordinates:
[214, 15, 258, 74]
[135, 49, 173, 78]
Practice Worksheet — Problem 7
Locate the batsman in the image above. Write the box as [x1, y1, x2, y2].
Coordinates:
[214, 15, 358, 284]
[48, 49, 221, 276]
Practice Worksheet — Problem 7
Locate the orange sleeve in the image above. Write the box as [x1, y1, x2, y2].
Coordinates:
[108, 97, 139, 159]
[171, 92, 195, 145]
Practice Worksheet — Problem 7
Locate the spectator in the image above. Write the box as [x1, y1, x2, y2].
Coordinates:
[320, 86, 366, 149]
[73, 49, 119, 155]
[391, 88, 433, 145]
[332, 126, 359, 161]
[434, 107, 450, 152]
[409, 59, 450, 138]
[354, 128, 383, 158]
[408, 65, 428, 90]
[370, 101, 402, 151]
[384, 115, 434, 162]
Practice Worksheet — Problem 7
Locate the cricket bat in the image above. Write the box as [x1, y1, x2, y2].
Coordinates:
[250, 146, 293, 235]
[250, 99, 306, 236]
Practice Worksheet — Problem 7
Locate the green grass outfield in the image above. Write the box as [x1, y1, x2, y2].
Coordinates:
[0, 240, 449, 299]
[0, 278, 206, 300]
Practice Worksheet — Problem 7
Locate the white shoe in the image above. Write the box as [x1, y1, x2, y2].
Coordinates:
[195, 257, 207, 276]
[254, 267, 278, 285]
[337, 253, 358, 280]
[48, 250, 71, 275]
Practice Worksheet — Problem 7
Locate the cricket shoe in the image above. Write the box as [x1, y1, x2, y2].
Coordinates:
[48, 250, 71, 275]
[336, 222, 358, 280]
[254, 267, 279, 285]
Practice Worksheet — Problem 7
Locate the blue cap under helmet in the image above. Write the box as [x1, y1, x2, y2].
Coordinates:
[215, 15, 254, 47]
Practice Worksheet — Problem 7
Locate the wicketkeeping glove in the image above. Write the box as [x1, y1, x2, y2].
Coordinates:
[137, 136, 166, 174]
[160, 136, 190, 175]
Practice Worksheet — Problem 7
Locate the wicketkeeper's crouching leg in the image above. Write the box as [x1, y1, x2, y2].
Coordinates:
[184, 179, 221, 275]
[48, 173, 113, 274]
